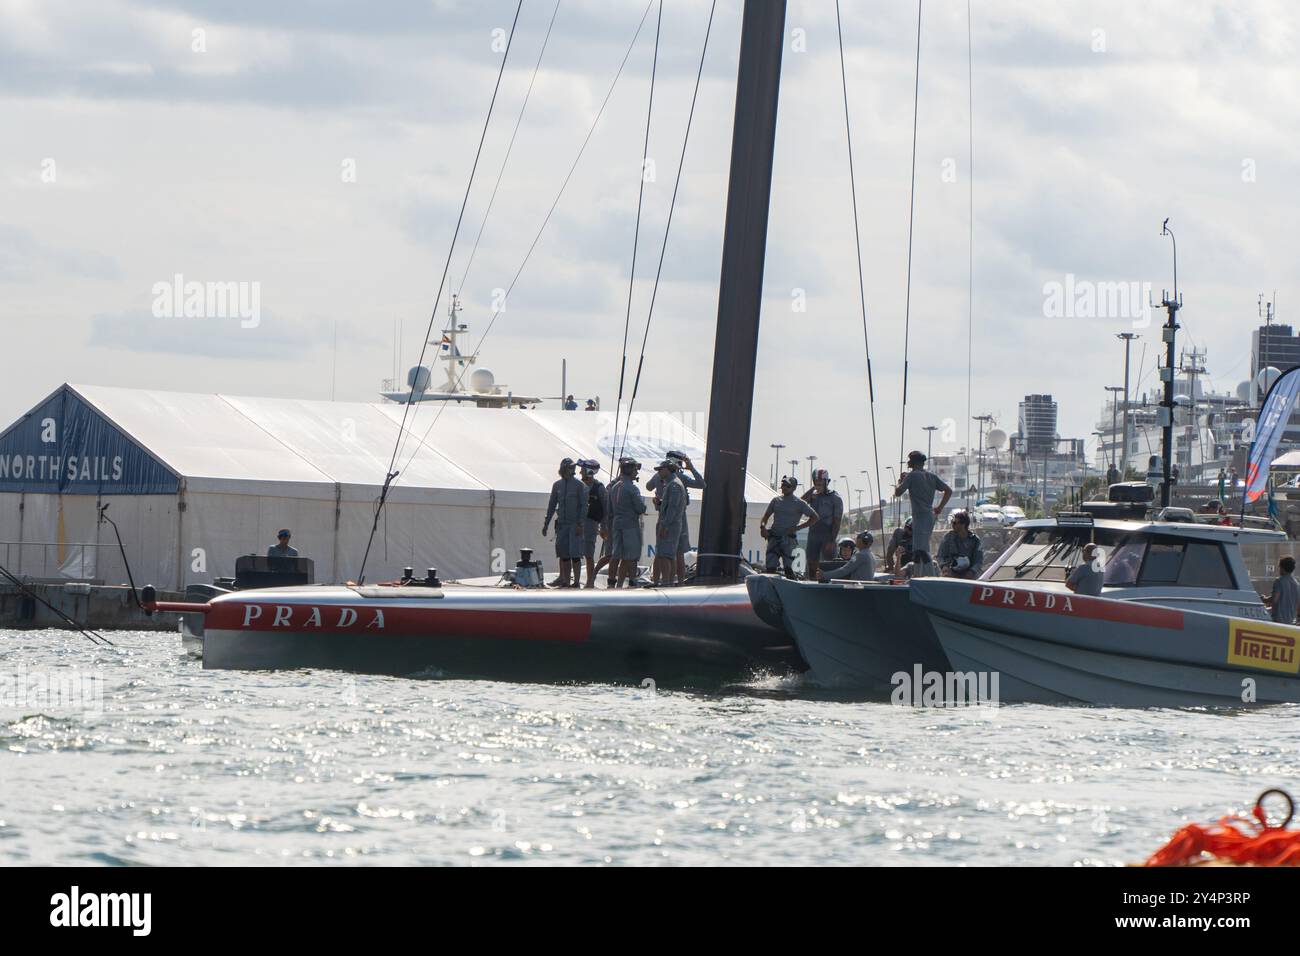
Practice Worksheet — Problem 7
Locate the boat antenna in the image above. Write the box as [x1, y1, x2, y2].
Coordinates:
[617, 0, 717, 463]
[611, 0, 664, 475]
[1156, 217, 1181, 510]
[896, 0, 923, 491]
[393, 0, 658, 479]
[360, 0, 525, 584]
[98, 503, 142, 610]
[834, 0, 883, 558]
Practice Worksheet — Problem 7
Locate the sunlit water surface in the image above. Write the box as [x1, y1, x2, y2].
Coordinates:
[2, 628, 1297, 866]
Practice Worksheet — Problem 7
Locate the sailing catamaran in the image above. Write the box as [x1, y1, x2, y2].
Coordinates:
[143, 1, 798, 685]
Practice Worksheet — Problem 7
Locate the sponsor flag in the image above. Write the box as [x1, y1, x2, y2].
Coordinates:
[1245, 365, 1300, 503]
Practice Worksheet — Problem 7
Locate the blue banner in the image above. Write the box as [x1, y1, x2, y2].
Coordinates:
[1246, 365, 1300, 503]
[0, 386, 179, 495]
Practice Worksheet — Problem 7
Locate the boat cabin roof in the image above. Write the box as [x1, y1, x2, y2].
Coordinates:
[1013, 516, 1286, 545]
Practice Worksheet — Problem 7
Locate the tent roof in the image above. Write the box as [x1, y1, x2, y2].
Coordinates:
[59, 384, 773, 504]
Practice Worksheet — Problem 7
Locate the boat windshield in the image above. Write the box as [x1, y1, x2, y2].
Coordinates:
[984, 527, 1124, 583]
[1102, 534, 1239, 590]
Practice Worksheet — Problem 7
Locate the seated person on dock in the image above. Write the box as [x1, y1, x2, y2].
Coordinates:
[267, 529, 299, 558]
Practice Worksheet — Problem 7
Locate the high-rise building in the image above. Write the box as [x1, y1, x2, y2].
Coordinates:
[1017, 394, 1058, 456]
[1251, 324, 1300, 402]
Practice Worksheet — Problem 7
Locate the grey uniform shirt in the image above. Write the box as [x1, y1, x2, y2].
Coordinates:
[1066, 561, 1104, 596]
[937, 531, 983, 576]
[267, 544, 299, 558]
[1271, 573, 1300, 624]
[803, 490, 844, 534]
[657, 475, 687, 528]
[899, 469, 951, 519]
[545, 476, 587, 528]
[649, 467, 705, 503]
[824, 548, 875, 581]
[767, 495, 819, 536]
[608, 476, 647, 528]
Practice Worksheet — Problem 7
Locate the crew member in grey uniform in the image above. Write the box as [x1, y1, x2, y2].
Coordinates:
[1066, 543, 1105, 596]
[647, 450, 705, 585]
[652, 459, 687, 586]
[760, 476, 819, 579]
[268, 529, 299, 558]
[894, 451, 952, 560]
[820, 531, 876, 582]
[578, 459, 609, 589]
[936, 511, 983, 579]
[543, 457, 586, 588]
[802, 469, 844, 581]
[1267, 555, 1300, 624]
[608, 457, 648, 587]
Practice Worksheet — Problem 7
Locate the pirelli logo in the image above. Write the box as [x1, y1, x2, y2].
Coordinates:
[1227, 622, 1300, 674]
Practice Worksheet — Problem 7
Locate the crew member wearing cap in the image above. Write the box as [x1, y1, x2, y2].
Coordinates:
[578, 460, 609, 589]
[268, 530, 299, 558]
[646, 451, 705, 585]
[885, 517, 913, 572]
[760, 476, 819, 579]
[1066, 543, 1105, 596]
[936, 511, 983, 579]
[820, 531, 876, 582]
[802, 468, 844, 581]
[608, 457, 647, 587]
[543, 457, 586, 588]
[894, 451, 952, 563]
[652, 459, 687, 586]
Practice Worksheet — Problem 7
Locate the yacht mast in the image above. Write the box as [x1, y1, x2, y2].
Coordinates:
[696, 0, 787, 581]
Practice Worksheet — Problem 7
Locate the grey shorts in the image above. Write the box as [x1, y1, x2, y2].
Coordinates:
[554, 522, 583, 560]
[582, 519, 602, 561]
[765, 533, 796, 570]
[611, 524, 642, 561]
[655, 520, 683, 559]
[806, 528, 834, 561]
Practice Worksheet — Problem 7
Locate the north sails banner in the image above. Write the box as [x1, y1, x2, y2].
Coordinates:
[0, 385, 178, 494]
[1246, 365, 1300, 503]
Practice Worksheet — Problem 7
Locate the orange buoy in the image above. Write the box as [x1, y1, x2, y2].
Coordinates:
[1145, 789, 1300, 867]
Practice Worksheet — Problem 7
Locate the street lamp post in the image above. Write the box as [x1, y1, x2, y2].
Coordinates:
[922, 424, 938, 461]
[806, 455, 818, 485]
[769, 443, 785, 489]
[972, 414, 994, 505]
[1116, 333, 1139, 477]
[788, 459, 800, 485]
[1105, 385, 1124, 472]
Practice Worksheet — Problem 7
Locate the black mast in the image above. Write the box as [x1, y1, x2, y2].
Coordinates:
[696, 0, 787, 582]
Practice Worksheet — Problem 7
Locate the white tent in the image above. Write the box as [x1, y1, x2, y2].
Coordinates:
[0, 384, 775, 589]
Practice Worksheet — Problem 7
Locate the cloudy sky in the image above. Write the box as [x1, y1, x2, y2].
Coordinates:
[3, 0, 1297, 498]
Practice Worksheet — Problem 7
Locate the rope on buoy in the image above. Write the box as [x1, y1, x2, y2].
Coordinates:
[1145, 789, 1300, 867]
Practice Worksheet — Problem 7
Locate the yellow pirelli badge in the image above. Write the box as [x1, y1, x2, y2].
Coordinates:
[1227, 621, 1300, 674]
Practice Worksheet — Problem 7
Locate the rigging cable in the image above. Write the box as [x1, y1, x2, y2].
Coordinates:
[396, 0, 658, 477]
[358, 0, 525, 583]
[835, 0, 884, 559]
[453, 0, 563, 304]
[896, 0, 923, 490]
[965, 0, 974, 502]
[617, 0, 718, 459]
[610, 0, 663, 476]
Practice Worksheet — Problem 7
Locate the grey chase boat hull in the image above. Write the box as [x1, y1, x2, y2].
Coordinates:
[908, 578, 1300, 707]
[171, 582, 801, 687]
[747, 575, 949, 692]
